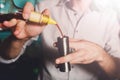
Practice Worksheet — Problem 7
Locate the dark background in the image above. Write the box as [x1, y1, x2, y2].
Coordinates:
[0, 31, 41, 80]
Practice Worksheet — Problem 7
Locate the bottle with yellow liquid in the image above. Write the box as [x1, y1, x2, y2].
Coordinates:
[0, 10, 64, 36]
[29, 12, 57, 25]
[29, 12, 64, 37]
[0, 11, 57, 25]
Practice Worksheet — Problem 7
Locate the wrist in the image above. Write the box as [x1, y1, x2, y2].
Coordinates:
[98, 53, 117, 76]
[0, 35, 29, 59]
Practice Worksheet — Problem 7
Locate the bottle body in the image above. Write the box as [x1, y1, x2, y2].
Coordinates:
[0, 12, 23, 23]
[29, 12, 56, 24]
[0, 11, 56, 25]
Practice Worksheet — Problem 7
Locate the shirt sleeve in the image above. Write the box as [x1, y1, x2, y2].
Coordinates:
[104, 11, 120, 58]
[0, 36, 39, 64]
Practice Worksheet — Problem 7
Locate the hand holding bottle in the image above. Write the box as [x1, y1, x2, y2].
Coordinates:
[56, 38, 107, 64]
[0, 2, 52, 39]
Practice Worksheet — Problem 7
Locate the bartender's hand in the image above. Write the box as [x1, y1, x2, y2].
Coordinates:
[56, 38, 108, 64]
[0, 2, 49, 39]
[55, 39, 120, 77]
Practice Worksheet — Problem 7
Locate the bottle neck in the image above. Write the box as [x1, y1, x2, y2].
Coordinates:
[0, 12, 24, 23]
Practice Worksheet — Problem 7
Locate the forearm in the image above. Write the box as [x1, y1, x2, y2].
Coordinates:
[0, 35, 28, 59]
[98, 53, 120, 78]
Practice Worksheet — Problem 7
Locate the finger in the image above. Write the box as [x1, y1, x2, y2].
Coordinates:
[69, 52, 88, 64]
[69, 41, 81, 50]
[42, 9, 50, 16]
[70, 57, 95, 64]
[69, 40, 88, 50]
[23, 2, 34, 19]
[69, 38, 82, 49]
[69, 38, 79, 42]
[56, 50, 84, 64]
[70, 51, 97, 64]
[14, 21, 26, 38]
[3, 19, 17, 27]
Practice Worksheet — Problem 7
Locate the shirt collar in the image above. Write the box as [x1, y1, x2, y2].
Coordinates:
[57, 0, 69, 6]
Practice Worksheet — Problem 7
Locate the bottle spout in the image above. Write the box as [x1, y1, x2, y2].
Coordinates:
[28, 12, 57, 25]
[48, 18, 57, 24]
[41, 15, 57, 24]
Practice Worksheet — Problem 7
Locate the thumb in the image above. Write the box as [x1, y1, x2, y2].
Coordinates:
[23, 2, 34, 19]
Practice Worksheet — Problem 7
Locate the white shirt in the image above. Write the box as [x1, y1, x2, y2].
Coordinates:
[36, 0, 120, 80]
